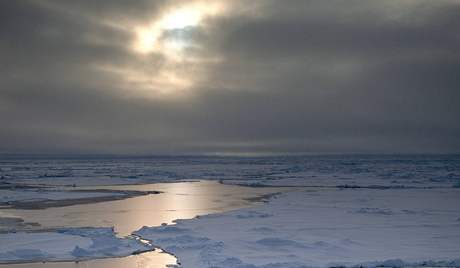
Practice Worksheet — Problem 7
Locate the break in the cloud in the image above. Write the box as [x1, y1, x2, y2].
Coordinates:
[0, 0, 459, 154]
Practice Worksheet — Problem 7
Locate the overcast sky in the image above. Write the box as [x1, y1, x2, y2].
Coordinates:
[1, 0, 459, 155]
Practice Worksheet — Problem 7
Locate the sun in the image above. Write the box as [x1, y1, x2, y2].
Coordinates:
[122, 2, 225, 97]
[134, 2, 223, 55]
[161, 8, 202, 30]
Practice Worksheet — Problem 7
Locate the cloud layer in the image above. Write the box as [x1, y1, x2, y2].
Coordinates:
[1, 0, 459, 154]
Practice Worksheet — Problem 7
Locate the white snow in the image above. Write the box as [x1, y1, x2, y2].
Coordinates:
[0, 227, 151, 264]
[135, 188, 460, 268]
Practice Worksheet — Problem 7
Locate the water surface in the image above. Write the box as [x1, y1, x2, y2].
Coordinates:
[0, 181, 286, 268]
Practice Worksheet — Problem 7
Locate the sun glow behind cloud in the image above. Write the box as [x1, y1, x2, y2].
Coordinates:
[108, 1, 226, 97]
[162, 8, 202, 29]
[134, 2, 224, 56]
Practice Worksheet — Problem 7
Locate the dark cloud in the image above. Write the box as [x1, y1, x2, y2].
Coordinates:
[0, 0, 459, 154]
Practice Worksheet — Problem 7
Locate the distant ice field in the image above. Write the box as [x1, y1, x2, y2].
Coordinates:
[1, 155, 459, 188]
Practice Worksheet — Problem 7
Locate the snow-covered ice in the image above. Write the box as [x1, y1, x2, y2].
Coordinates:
[136, 187, 460, 268]
[1, 155, 459, 189]
[0, 227, 151, 264]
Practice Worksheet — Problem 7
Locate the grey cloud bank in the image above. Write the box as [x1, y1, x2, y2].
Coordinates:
[0, 0, 459, 154]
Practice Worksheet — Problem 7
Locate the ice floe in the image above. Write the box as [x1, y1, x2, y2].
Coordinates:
[136, 188, 460, 268]
[0, 227, 151, 264]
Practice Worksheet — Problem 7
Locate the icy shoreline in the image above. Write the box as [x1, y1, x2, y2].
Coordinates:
[0, 180, 284, 265]
[2, 186, 460, 267]
[0, 186, 160, 210]
[136, 188, 460, 268]
[0, 227, 152, 264]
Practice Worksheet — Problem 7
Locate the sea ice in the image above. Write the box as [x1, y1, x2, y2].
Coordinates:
[1, 155, 460, 267]
[0, 227, 151, 264]
[136, 188, 460, 268]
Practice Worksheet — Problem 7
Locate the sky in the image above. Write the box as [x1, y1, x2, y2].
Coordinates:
[0, 0, 459, 155]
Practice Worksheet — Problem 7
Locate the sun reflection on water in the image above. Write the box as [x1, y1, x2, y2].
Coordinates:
[1, 181, 285, 268]
[5, 181, 280, 236]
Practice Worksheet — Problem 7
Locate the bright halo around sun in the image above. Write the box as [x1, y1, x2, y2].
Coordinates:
[134, 2, 224, 55]
[162, 8, 201, 30]
[118, 2, 226, 97]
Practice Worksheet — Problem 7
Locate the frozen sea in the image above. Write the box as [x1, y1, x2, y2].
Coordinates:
[0, 154, 459, 267]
